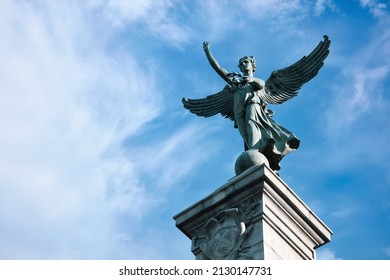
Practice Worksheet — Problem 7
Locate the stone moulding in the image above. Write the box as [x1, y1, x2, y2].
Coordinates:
[173, 164, 332, 260]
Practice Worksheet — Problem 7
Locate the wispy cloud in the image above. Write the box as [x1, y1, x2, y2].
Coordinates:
[314, 0, 337, 15]
[0, 1, 178, 259]
[316, 248, 341, 260]
[323, 21, 390, 140]
[326, 65, 388, 136]
[129, 121, 220, 190]
[0, 0, 233, 259]
[330, 206, 358, 218]
[198, 0, 313, 37]
[240, 0, 309, 20]
[360, 0, 388, 17]
[101, 0, 192, 46]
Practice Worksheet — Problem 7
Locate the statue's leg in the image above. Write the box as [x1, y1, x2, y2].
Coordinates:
[245, 103, 261, 149]
[235, 114, 249, 148]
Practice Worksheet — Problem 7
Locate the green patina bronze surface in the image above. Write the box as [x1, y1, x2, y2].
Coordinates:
[183, 36, 330, 173]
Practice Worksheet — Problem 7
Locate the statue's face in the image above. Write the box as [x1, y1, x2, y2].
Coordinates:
[239, 58, 253, 73]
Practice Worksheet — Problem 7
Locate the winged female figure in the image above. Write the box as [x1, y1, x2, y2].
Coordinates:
[182, 36, 330, 171]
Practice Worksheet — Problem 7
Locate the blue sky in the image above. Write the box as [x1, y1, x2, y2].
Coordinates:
[0, 0, 389, 260]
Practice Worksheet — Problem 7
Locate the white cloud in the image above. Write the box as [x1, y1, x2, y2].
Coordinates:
[199, 0, 311, 37]
[240, 0, 308, 18]
[316, 248, 341, 260]
[330, 206, 358, 218]
[324, 25, 390, 138]
[103, 0, 157, 23]
[360, 0, 388, 17]
[327, 65, 388, 135]
[315, 0, 337, 15]
[0, 1, 168, 259]
[130, 122, 220, 189]
[0, 0, 227, 259]
[101, 0, 191, 45]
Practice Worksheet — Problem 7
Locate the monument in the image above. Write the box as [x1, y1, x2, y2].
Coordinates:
[174, 36, 332, 260]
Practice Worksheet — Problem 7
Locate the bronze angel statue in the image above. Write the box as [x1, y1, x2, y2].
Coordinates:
[182, 36, 331, 172]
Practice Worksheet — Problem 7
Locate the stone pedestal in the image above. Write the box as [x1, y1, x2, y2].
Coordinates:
[173, 164, 332, 260]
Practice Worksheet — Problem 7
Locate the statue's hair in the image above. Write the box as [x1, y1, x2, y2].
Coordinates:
[238, 56, 256, 73]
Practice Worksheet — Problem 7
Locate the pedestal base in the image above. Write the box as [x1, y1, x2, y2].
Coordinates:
[173, 164, 332, 260]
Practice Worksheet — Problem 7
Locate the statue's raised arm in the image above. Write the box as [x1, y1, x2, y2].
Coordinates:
[203, 42, 230, 84]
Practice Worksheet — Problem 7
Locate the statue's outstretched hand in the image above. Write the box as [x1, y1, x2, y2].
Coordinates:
[203, 41, 210, 52]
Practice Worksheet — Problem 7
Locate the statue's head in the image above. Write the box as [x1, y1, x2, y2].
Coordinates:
[238, 56, 256, 73]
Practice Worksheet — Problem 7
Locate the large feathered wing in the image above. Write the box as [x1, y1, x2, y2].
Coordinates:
[182, 85, 234, 121]
[260, 35, 331, 104]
